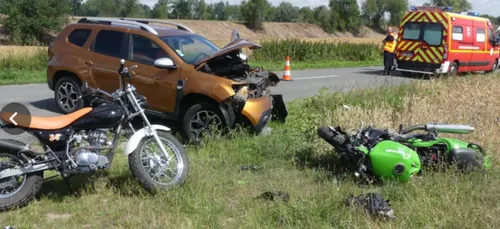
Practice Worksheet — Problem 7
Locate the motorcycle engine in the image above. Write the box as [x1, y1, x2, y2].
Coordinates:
[71, 129, 112, 172]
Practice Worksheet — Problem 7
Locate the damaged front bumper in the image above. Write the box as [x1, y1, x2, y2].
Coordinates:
[227, 93, 288, 133]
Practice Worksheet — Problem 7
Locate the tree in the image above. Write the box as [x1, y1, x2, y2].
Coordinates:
[361, 0, 386, 29]
[240, 0, 271, 30]
[274, 2, 300, 22]
[1, 0, 71, 45]
[194, 0, 207, 20]
[152, 0, 170, 19]
[171, 0, 193, 19]
[80, 0, 122, 17]
[385, 0, 408, 27]
[330, 0, 361, 32]
[224, 3, 241, 21]
[298, 7, 315, 24]
[313, 6, 333, 33]
[213, 1, 227, 20]
[426, 0, 472, 12]
[120, 0, 140, 17]
[72, 0, 83, 16]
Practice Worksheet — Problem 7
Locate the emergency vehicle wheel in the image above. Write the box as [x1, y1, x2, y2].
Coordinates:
[485, 60, 498, 73]
[448, 62, 458, 78]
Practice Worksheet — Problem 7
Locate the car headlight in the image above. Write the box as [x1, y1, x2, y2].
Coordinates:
[236, 86, 249, 99]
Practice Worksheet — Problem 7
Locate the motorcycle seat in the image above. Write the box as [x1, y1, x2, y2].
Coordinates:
[1, 107, 93, 130]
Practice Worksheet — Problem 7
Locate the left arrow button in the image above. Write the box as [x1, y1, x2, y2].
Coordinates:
[9, 112, 18, 126]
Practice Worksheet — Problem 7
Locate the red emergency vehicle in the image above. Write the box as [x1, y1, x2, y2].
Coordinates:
[395, 6, 500, 77]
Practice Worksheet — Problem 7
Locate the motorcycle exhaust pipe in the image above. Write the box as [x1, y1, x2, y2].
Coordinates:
[425, 124, 475, 134]
[0, 139, 36, 155]
[317, 126, 346, 149]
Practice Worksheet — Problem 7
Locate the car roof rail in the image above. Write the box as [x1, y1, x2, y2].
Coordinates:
[120, 18, 195, 33]
[77, 17, 159, 35]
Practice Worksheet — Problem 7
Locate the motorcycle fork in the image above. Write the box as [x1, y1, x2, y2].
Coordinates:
[127, 92, 172, 160]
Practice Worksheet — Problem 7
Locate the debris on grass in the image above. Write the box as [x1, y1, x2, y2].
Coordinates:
[256, 191, 290, 202]
[344, 193, 395, 219]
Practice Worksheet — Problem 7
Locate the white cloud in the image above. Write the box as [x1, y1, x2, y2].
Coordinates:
[139, 0, 500, 16]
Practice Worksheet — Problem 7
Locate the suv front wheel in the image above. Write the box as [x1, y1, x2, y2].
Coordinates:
[182, 103, 228, 143]
[54, 77, 84, 114]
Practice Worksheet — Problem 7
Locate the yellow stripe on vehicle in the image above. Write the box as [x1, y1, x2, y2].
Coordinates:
[419, 50, 432, 63]
[402, 41, 414, 50]
[426, 12, 438, 23]
[424, 49, 438, 63]
[407, 42, 420, 51]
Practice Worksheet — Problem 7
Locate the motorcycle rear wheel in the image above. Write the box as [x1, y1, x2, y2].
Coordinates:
[0, 153, 43, 211]
[128, 131, 189, 194]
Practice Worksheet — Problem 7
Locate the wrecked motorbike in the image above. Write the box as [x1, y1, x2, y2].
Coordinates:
[0, 59, 188, 211]
[317, 122, 490, 184]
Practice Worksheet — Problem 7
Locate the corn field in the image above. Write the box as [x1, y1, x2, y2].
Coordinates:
[252, 39, 383, 63]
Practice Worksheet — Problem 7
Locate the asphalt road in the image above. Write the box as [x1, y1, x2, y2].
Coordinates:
[0, 66, 418, 143]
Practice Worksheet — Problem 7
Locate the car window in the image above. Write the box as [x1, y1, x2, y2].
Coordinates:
[452, 26, 463, 41]
[68, 29, 91, 47]
[422, 23, 443, 46]
[161, 35, 220, 64]
[476, 28, 485, 42]
[92, 30, 125, 58]
[131, 34, 169, 65]
[402, 22, 421, 40]
[488, 28, 495, 44]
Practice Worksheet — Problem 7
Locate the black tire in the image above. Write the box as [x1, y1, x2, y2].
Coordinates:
[447, 62, 459, 78]
[181, 102, 228, 143]
[0, 153, 43, 211]
[54, 76, 84, 114]
[128, 131, 189, 194]
[485, 60, 498, 73]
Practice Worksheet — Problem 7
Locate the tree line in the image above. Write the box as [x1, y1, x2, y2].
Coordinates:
[1, 0, 497, 45]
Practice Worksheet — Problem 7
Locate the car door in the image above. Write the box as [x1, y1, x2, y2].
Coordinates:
[487, 27, 498, 68]
[126, 33, 180, 113]
[87, 29, 128, 94]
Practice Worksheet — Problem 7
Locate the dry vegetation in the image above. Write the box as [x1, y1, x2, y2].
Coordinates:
[0, 74, 499, 228]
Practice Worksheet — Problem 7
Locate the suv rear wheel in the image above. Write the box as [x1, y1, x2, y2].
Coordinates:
[54, 77, 84, 114]
[182, 103, 227, 143]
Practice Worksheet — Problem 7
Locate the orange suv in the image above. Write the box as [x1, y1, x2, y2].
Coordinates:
[46, 17, 288, 142]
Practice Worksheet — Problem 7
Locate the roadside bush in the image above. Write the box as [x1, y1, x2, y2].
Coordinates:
[0, 48, 48, 71]
[252, 38, 382, 62]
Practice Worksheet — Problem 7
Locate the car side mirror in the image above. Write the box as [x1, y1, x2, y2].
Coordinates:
[154, 58, 177, 69]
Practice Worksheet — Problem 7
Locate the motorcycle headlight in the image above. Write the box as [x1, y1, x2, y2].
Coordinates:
[236, 86, 249, 99]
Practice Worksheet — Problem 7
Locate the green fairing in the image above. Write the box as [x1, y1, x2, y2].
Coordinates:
[408, 137, 492, 170]
[408, 138, 469, 150]
[369, 140, 421, 182]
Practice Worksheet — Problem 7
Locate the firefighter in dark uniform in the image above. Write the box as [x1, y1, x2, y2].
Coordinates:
[382, 27, 396, 75]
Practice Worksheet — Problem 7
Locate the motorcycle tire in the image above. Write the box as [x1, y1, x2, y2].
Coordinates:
[128, 131, 189, 194]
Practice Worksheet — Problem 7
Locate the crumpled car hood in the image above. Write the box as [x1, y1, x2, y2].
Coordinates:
[194, 38, 262, 67]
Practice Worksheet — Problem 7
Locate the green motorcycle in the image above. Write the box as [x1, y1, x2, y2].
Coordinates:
[317, 122, 491, 184]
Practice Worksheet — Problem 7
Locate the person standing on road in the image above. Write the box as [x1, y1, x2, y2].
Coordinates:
[382, 27, 396, 75]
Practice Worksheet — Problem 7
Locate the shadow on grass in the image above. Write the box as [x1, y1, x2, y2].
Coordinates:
[36, 170, 148, 202]
[292, 146, 350, 183]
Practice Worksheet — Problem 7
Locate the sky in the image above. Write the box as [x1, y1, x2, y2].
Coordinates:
[139, 0, 500, 17]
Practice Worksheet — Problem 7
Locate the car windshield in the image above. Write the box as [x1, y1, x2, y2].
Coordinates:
[161, 35, 220, 64]
[402, 22, 443, 46]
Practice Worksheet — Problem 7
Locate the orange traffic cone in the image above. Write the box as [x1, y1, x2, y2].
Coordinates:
[282, 56, 293, 81]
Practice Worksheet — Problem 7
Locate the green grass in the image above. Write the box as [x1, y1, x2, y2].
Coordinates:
[0, 69, 46, 85]
[1, 73, 499, 228]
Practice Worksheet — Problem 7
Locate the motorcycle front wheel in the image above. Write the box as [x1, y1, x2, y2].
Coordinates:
[128, 131, 189, 194]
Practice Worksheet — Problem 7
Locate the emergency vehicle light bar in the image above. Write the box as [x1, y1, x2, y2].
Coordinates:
[460, 12, 480, 16]
[410, 6, 452, 12]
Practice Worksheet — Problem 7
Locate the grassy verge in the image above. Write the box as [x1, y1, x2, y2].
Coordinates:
[0, 69, 46, 85]
[1, 73, 499, 228]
